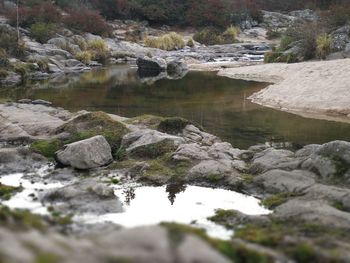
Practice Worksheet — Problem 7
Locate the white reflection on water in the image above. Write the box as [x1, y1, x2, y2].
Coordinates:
[77, 185, 270, 240]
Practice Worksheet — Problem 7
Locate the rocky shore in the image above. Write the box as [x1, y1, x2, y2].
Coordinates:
[1, 101, 350, 262]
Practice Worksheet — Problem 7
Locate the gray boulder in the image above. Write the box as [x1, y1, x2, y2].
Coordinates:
[137, 57, 167, 73]
[56, 135, 113, 170]
[166, 60, 188, 78]
[331, 25, 350, 52]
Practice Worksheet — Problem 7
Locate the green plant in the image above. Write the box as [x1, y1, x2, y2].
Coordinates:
[75, 51, 92, 64]
[261, 192, 300, 209]
[87, 39, 109, 63]
[144, 32, 185, 51]
[316, 33, 331, 60]
[30, 139, 63, 159]
[193, 27, 223, 45]
[187, 38, 194, 47]
[0, 69, 8, 79]
[30, 22, 57, 44]
[222, 25, 240, 43]
[0, 184, 20, 200]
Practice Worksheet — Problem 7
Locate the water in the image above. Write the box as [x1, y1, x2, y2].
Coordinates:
[0, 170, 270, 240]
[76, 184, 271, 240]
[1, 65, 350, 149]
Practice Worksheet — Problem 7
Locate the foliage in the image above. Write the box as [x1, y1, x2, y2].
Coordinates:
[30, 23, 57, 44]
[30, 139, 63, 159]
[144, 32, 185, 51]
[223, 25, 240, 43]
[0, 27, 26, 58]
[87, 39, 109, 62]
[75, 51, 92, 64]
[194, 26, 239, 46]
[261, 192, 301, 209]
[0, 184, 20, 200]
[64, 8, 112, 36]
[187, 38, 194, 47]
[316, 33, 331, 59]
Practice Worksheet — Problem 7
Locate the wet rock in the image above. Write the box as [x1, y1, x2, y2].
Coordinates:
[56, 136, 113, 170]
[31, 99, 52, 106]
[250, 148, 298, 174]
[166, 60, 188, 79]
[41, 179, 121, 214]
[182, 125, 221, 146]
[136, 56, 167, 74]
[254, 169, 316, 194]
[0, 147, 47, 175]
[122, 129, 184, 158]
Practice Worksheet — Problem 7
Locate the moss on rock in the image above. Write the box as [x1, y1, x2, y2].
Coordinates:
[30, 139, 63, 159]
[0, 184, 21, 200]
[261, 192, 301, 209]
[157, 117, 190, 135]
[57, 111, 130, 152]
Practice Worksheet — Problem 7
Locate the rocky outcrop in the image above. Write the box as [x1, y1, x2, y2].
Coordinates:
[136, 57, 167, 73]
[56, 136, 113, 170]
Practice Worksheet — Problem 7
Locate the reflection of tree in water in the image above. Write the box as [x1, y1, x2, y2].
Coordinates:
[166, 184, 187, 205]
[123, 188, 136, 206]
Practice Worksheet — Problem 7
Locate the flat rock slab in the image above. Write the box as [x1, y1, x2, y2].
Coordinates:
[56, 135, 113, 170]
[0, 103, 71, 140]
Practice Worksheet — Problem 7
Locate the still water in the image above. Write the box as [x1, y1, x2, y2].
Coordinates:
[1, 65, 350, 149]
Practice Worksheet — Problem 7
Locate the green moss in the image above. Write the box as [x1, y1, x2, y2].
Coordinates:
[0, 69, 8, 79]
[0, 184, 20, 200]
[0, 206, 46, 231]
[129, 139, 177, 159]
[58, 111, 130, 152]
[208, 209, 238, 226]
[161, 222, 273, 263]
[125, 115, 165, 129]
[332, 156, 350, 179]
[30, 139, 63, 159]
[108, 160, 138, 170]
[35, 252, 60, 263]
[290, 243, 317, 262]
[240, 174, 254, 184]
[235, 224, 284, 247]
[157, 117, 190, 135]
[261, 192, 300, 209]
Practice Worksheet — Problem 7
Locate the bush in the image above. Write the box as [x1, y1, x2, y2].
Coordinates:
[30, 23, 57, 44]
[75, 51, 92, 64]
[144, 32, 185, 51]
[187, 38, 194, 47]
[87, 39, 109, 63]
[6, 3, 61, 27]
[194, 26, 238, 46]
[0, 69, 8, 79]
[279, 35, 296, 51]
[316, 34, 331, 59]
[64, 8, 112, 36]
[0, 27, 26, 58]
[222, 25, 240, 43]
[320, 4, 350, 30]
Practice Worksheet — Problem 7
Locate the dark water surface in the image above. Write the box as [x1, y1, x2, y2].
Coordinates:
[1, 65, 350, 149]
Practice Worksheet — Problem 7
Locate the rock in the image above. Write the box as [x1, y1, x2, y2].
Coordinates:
[208, 142, 242, 160]
[289, 9, 317, 21]
[182, 125, 221, 146]
[172, 143, 210, 161]
[31, 99, 52, 106]
[262, 11, 298, 29]
[250, 148, 298, 174]
[273, 199, 350, 229]
[17, 99, 32, 104]
[48, 63, 63, 74]
[166, 60, 188, 78]
[136, 56, 167, 74]
[55, 136, 113, 170]
[122, 129, 184, 158]
[0, 147, 47, 175]
[254, 169, 316, 194]
[64, 59, 85, 68]
[41, 179, 122, 214]
[331, 25, 350, 52]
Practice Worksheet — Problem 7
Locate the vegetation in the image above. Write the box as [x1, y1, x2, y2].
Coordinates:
[87, 39, 109, 62]
[316, 33, 331, 59]
[30, 139, 63, 159]
[30, 22, 57, 44]
[261, 192, 301, 209]
[144, 32, 185, 51]
[187, 38, 194, 47]
[75, 51, 93, 64]
[0, 184, 20, 200]
[193, 26, 239, 46]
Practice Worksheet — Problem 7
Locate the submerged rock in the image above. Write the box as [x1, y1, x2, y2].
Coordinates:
[56, 135, 113, 170]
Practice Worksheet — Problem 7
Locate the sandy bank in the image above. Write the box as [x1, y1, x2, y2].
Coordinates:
[214, 59, 350, 123]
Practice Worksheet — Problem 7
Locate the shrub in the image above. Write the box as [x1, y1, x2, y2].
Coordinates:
[75, 51, 92, 64]
[193, 27, 223, 45]
[87, 39, 109, 62]
[187, 38, 194, 47]
[64, 8, 112, 36]
[316, 34, 331, 59]
[0, 27, 26, 58]
[222, 25, 240, 43]
[279, 35, 296, 51]
[266, 28, 282, 40]
[30, 23, 57, 44]
[0, 69, 8, 79]
[144, 32, 185, 51]
[6, 3, 61, 27]
[320, 4, 350, 30]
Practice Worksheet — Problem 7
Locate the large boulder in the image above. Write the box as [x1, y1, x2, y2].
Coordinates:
[136, 56, 167, 74]
[166, 60, 188, 79]
[55, 135, 113, 170]
[330, 25, 350, 52]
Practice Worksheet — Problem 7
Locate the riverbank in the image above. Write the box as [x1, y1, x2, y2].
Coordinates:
[214, 59, 350, 123]
[1, 101, 350, 262]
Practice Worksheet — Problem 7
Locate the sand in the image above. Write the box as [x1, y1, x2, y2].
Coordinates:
[212, 59, 350, 123]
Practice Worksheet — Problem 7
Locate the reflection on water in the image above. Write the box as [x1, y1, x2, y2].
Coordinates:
[78, 185, 270, 240]
[1, 65, 350, 148]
